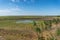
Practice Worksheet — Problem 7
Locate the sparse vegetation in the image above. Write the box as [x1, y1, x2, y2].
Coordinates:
[33, 20, 37, 26]
[35, 27, 41, 33]
[44, 20, 52, 30]
[0, 16, 59, 40]
[56, 28, 60, 36]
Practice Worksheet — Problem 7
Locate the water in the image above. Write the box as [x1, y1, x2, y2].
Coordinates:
[16, 20, 33, 23]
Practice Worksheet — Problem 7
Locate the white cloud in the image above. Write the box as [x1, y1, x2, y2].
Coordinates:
[11, 0, 35, 3]
[24, 0, 27, 2]
[0, 8, 21, 13]
[11, 0, 16, 2]
[11, 0, 20, 2]
[23, 0, 35, 3]
[0, 10, 11, 13]
[0, 7, 22, 16]
[10, 7, 21, 11]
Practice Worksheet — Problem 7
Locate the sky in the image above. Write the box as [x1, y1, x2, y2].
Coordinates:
[0, 0, 60, 16]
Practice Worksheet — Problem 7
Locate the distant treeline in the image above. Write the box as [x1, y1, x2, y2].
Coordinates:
[0, 16, 59, 20]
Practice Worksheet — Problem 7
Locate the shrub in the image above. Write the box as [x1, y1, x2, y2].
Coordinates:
[56, 28, 60, 36]
[35, 27, 41, 33]
[52, 19, 60, 24]
[33, 21, 36, 26]
[44, 20, 52, 30]
[38, 36, 45, 40]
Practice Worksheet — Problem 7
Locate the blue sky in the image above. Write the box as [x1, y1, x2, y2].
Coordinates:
[0, 0, 60, 16]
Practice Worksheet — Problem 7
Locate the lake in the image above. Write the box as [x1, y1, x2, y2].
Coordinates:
[16, 20, 33, 23]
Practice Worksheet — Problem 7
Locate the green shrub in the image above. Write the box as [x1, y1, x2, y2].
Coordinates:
[50, 37, 54, 40]
[35, 27, 41, 33]
[56, 28, 60, 36]
[50, 37, 57, 40]
[38, 37, 45, 40]
[33, 21, 36, 26]
[44, 20, 52, 30]
[52, 19, 60, 24]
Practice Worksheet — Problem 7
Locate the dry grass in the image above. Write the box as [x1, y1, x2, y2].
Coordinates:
[0, 16, 60, 40]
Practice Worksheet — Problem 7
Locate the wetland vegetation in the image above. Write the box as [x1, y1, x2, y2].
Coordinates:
[0, 16, 60, 40]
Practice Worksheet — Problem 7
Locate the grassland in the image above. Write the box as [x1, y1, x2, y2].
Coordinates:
[0, 16, 60, 40]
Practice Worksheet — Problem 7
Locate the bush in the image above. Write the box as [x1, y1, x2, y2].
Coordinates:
[44, 20, 52, 30]
[33, 21, 36, 26]
[56, 28, 60, 36]
[52, 19, 60, 24]
[38, 36, 45, 40]
[35, 27, 41, 33]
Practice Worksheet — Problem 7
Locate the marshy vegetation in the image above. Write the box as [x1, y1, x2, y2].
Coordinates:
[0, 16, 60, 40]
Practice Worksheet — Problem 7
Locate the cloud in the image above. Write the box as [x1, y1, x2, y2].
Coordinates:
[11, 0, 16, 2]
[11, 0, 27, 2]
[11, 0, 20, 2]
[0, 7, 22, 16]
[11, 0, 35, 3]
[10, 7, 21, 11]
[0, 8, 21, 13]
[23, 0, 27, 2]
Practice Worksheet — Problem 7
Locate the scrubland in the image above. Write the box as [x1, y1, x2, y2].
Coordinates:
[0, 16, 60, 40]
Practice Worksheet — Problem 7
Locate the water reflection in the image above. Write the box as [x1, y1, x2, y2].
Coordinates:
[16, 20, 33, 23]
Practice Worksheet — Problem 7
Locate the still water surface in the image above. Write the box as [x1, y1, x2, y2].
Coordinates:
[16, 20, 33, 23]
